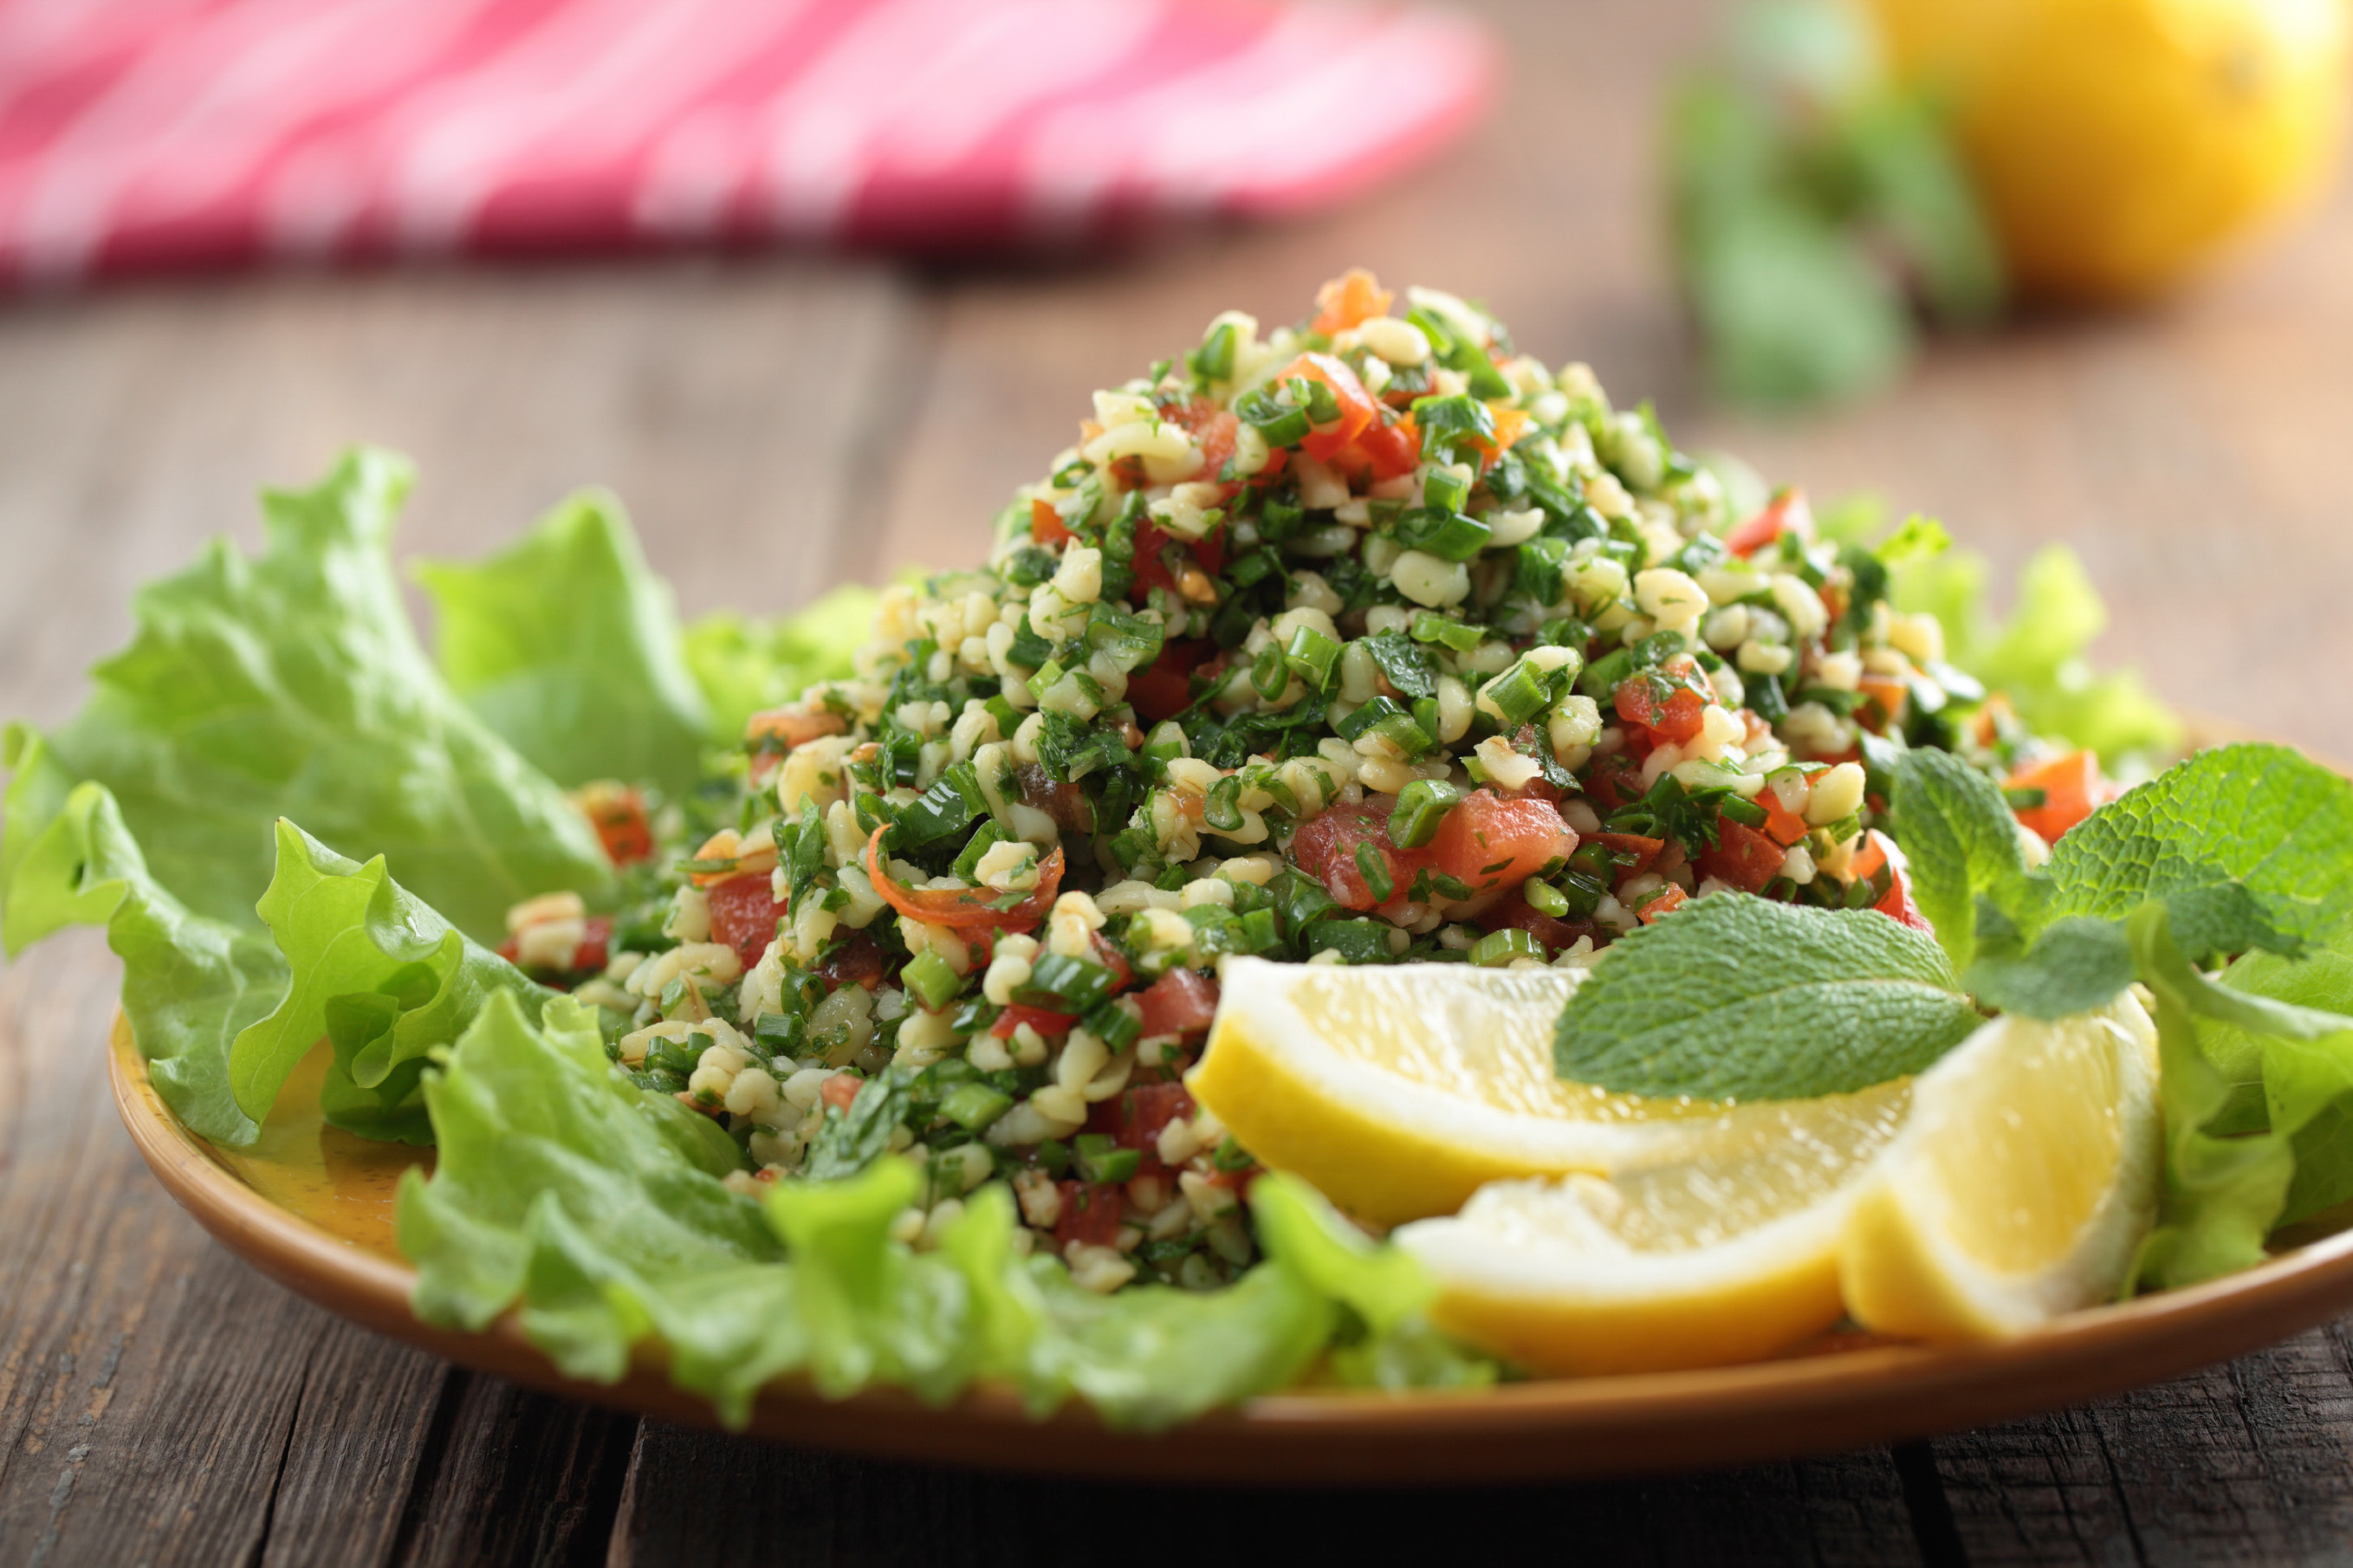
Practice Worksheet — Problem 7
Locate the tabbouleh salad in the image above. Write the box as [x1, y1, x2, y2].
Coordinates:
[498, 270, 2114, 1291]
[11, 269, 2353, 1428]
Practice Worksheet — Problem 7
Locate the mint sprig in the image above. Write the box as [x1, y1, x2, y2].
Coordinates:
[1889, 746, 2032, 972]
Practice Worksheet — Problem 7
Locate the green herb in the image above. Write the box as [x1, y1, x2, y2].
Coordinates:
[1554, 896, 1980, 1099]
[803, 1072, 915, 1182]
[1888, 747, 2032, 971]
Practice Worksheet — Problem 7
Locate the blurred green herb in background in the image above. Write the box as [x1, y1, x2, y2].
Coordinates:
[1667, 0, 2002, 408]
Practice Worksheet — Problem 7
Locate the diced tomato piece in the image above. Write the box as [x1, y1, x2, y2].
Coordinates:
[1133, 968, 1220, 1039]
[1588, 832, 1665, 884]
[1287, 799, 1408, 911]
[1634, 884, 1688, 923]
[1270, 353, 1377, 462]
[1427, 790, 1578, 899]
[1030, 497, 1075, 547]
[1848, 831, 1935, 936]
[1053, 1182, 1126, 1249]
[705, 872, 788, 966]
[574, 916, 612, 975]
[1584, 755, 1646, 812]
[1724, 489, 1810, 558]
[1114, 1080, 1200, 1176]
[1343, 414, 1422, 481]
[1125, 638, 1205, 723]
[1759, 791, 1811, 847]
[1475, 896, 1598, 955]
[814, 931, 888, 992]
[865, 826, 1063, 933]
[1309, 267, 1394, 336]
[580, 788, 655, 865]
[1696, 818, 1787, 895]
[1165, 397, 1239, 486]
[992, 1002, 1076, 1040]
[1467, 405, 1531, 469]
[1614, 669, 1706, 743]
[1857, 675, 1909, 732]
[1089, 933, 1135, 995]
[820, 1074, 862, 1112]
[2006, 749, 2102, 845]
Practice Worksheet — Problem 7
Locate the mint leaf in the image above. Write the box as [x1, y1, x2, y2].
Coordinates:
[418, 492, 712, 796]
[2047, 744, 2353, 954]
[1890, 746, 2031, 969]
[1965, 916, 2135, 1021]
[1554, 896, 1980, 1099]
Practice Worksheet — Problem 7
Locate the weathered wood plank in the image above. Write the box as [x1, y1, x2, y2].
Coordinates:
[603, 1421, 1924, 1568]
[390, 1374, 637, 1568]
[1928, 1324, 2353, 1566]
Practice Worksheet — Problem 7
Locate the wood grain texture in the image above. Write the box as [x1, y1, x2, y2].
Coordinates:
[604, 1422, 1926, 1568]
[7, 0, 2353, 1560]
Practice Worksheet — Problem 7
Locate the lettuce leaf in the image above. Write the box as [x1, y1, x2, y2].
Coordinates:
[399, 991, 1478, 1429]
[229, 819, 557, 1141]
[1, 739, 282, 1144]
[417, 492, 712, 796]
[682, 586, 878, 741]
[1893, 541, 2181, 764]
[5, 448, 612, 944]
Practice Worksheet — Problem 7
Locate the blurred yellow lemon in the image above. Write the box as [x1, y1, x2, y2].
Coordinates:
[1864, 0, 2353, 299]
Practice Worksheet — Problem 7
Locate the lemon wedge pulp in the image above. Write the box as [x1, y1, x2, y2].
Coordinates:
[1839, 995, 2162, 1339]
[1187, 958, 1731, 1227]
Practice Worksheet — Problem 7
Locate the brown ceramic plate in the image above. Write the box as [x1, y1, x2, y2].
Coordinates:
[111, 1010, 2353, 1484]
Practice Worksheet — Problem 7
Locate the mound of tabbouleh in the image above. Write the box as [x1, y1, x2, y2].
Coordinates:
[496, 270, 2086, 1293]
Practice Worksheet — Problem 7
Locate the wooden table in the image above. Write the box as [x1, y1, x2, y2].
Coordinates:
[7, 2, 2353, 1561]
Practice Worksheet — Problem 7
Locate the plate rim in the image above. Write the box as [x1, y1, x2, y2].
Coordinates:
[109, 1014, 2353, 1484]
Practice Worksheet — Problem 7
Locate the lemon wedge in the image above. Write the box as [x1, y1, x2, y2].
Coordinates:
[1187, 956, 1905, 1230]
[1839, 995, 2162, 1340]
[1391, 1077, 1913, 1375]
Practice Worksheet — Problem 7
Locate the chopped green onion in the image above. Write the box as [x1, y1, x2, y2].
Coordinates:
[1409, 611, 1486, 652]
[1568, 841, 1620, 880]
[1354, 842, 1396, 904]
[1717, 795, 1768, 831]
[1422, 464, 1472, 513]
[1084, 1000, 1142, 1051]
[1259, 497, 1303, 541]
[1212, 1137, 1256, 1172]
[1035, 1138, 1073, 1178]
[1368, 711, 1435, 758]
[1204, 774, 1246, 833]
[1074, 1132, 1143, 1185]
[1482, 660, 1554, 727]
[901, 949, 962, 1013]
[1555, 871, 1606, 917]
[1016, 953, 1117, 1013]
[1285, 625, 1343, 690]
[2004, 786, 2048, 810]
[1522, 878, 1572, 917]
[1394, 506, 1492, 562]
[1387, 779, 1464, 849]
[1250, 642, 1287, 701]
[1468, 927, 1543, 967]
[939, 1082, 1014, 1132]
[1189, 320, 1238, 383]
